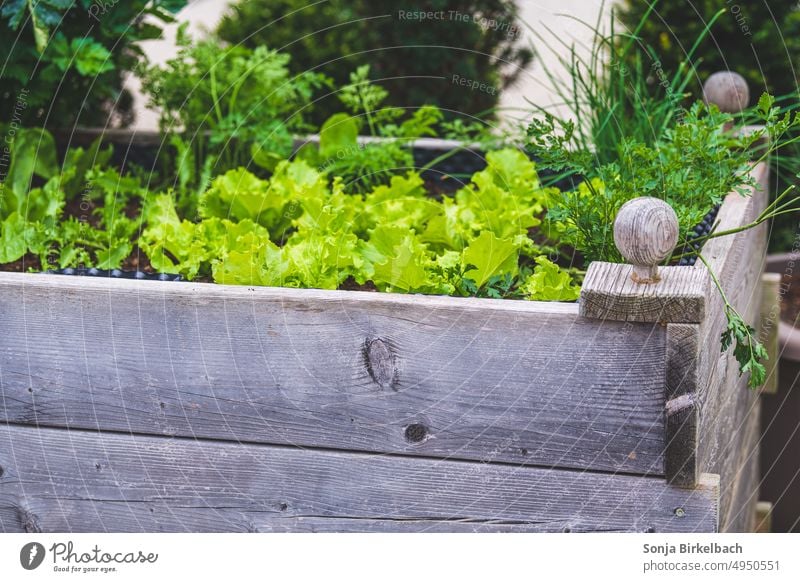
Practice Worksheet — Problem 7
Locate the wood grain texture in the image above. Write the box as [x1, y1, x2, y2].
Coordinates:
[665, 393, 698, 487]
[759, 273, 782, 395]
[579, 263, 707, 323]
[665, 324, 701, 486]
[613, 197, 679, 284]
[0, 425, 720, 533]
[719, 388, 761, 532]
[694, 161, 767, 522]
[666, 324, 701, 399]
[0, 272, 666, 475]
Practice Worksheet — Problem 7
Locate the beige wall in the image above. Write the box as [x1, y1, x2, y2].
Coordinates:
[500, 1, 610, 125]
[128, 0, 610, 130]
[128, 0, 232, 130]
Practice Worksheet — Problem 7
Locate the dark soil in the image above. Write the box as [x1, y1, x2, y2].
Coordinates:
[1, 254, 43, 273]
[339, 277, 377, 292]
[120, 246, 155, 272]
[0, 246, 155, 275]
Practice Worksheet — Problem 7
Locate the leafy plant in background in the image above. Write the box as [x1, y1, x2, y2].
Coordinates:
[616, 0, 800, 252]
[297, 66, 444, 192]
[531, 1, 723, 171]
[0, 0, 186, 128]
[216, 0, 534, 124]
[288, 65, 498, 193]
[0, 128, 142, 269]
[140, 25, 327, 210]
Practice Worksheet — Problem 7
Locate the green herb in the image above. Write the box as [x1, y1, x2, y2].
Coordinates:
[0, 128, 140, 269]
[698, 254, 768, 389]
[140, 26, 327, 199]
[528, 98, 798, 263]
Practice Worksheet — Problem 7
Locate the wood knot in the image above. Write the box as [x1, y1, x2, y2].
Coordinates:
[17, 507, 42, 533]
[404, 423, 428, 443]
[364, 338, 399, 391]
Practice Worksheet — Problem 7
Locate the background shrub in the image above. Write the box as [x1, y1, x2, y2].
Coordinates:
[0, 0, 186, 128]
[616, 0, 800, 101]
[216, 0, 534, 123]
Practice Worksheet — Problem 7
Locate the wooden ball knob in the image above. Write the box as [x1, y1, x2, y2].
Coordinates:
[614, 197, 679, 284]
[703, 71, 750, 113]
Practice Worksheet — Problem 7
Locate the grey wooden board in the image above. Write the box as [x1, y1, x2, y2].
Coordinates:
[580, 263, 708, 323]
[720, 390, 761, 532]
[699, 334, 762, 533]
[676, 159, 766, 514]
[665, 392, 698, 487]
[0, 425, 719, 533]
[0, 272, 667, 475]
[696, 163, 767, 497]
[759, 273, 782, 395]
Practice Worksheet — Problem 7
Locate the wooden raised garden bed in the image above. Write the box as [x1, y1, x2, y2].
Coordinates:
[0, 162, 772, 533]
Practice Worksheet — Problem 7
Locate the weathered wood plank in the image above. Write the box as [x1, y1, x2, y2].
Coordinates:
[698, 254, 763, 531]
[664, 323, 701, 487]
[719, 388, 760, 532]
[580, 263, 707, 323]
[0, 425, 720, 533]
[665, 393, 698, 487]
[692, 162, 766, 521]
[698, 162, 769, 291]
[0, 271, 667, 475]
[666, 323, 702, 399]
[758, 273, 782, 395]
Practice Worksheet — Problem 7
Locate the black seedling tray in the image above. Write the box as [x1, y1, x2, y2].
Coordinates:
[46, 267, 182, 282]
[676, 205, 721, 267]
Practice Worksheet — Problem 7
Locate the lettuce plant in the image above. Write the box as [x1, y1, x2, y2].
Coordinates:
[139, 148, 580, 301]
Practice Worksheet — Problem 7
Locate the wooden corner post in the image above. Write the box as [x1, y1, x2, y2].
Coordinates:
[580, 195, 707, 487]
[581, 71, 767, 530]
[703, 71, 750, 131]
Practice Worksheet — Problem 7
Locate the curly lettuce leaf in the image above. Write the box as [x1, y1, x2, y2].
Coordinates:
[520, 256, 581, 301]
[461, 231, 519, 289]
[200, 160, 325, 236]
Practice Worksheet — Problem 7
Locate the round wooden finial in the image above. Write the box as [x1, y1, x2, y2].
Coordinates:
[703, 71, 750, 113]
[614, 197, 679, 284]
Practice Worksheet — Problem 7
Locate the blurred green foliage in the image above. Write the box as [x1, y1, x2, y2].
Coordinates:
[0, 0, 186, 128]
[617, 0, 800, 101]
[216, 0, 534, 123]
